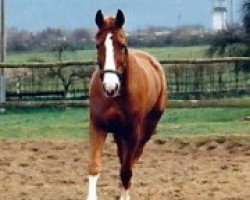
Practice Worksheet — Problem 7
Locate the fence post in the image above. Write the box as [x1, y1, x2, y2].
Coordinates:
[0, 69, 5, 109]
[234, 61, 240, 90]
[0, 0, 6, 113]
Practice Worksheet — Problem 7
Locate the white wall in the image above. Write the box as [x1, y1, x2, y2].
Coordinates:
[212, 10, 227, 30]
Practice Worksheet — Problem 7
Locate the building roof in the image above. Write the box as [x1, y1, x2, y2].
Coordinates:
[213, 7, 227, 12]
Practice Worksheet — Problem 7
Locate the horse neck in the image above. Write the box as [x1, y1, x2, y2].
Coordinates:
[121, 50, 135, 96]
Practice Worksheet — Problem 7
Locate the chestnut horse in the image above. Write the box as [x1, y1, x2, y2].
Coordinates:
[87, 10, 167, 200]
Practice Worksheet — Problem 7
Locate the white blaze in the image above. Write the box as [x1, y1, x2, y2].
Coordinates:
[86, 175, 99, 200]
[103, 33, 120, 94]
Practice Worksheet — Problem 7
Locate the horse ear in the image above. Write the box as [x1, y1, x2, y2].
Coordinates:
[95, 10, 104, 28]
[115, 9, 125, 28]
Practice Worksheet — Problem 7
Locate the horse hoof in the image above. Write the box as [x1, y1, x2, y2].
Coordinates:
[119, 197, 131, 200]
[86, 196, 97, 200]
[119, 193, 131, 200]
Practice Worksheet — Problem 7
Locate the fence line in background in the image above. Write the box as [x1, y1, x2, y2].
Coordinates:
[1, 57, 250, 68]
[0, 57, 249, 102]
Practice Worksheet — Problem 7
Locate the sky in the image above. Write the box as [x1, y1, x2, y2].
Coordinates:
[6, 0, 245, 31]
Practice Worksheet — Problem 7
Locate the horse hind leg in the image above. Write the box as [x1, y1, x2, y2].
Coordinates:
[143, 109, 163, 138]
[132, 109, 163, 163]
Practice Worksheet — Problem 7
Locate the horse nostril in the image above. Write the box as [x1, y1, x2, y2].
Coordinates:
[100, 73, 104, 82]
[103, 83, 119, 97]
[106, 89, 115, 97]
[115, 83, 119, 91]
[102, 83, 107, 91]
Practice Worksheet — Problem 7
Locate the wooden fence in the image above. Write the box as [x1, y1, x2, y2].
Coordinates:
[0, 57, 249, 104]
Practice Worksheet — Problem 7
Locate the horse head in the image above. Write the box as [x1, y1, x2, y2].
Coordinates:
[95, 10, 128, 97]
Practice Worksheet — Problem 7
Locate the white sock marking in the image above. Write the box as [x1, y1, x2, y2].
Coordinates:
[119, 188, 131, 200]
[86, 175, 99, 200]
[103, 33, 120, 94]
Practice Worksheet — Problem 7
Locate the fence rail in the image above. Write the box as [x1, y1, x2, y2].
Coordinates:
[1, 99, 250, 108]
[1, 57, 250, 68]
[0, 57, 249, 101]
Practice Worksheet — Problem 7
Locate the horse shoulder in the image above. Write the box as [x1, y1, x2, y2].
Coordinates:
[129, 49, 161, 69]
[89, 70, 101, 96]
[128, 49, 165, 86]
[127, 50, 166, 111]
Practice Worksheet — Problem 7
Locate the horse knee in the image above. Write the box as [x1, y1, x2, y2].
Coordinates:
[133, 145, 144, 162]
[88, 161, 101, 176]
[120, 168, 133, 189]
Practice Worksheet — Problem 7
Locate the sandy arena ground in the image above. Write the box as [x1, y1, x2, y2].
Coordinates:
[0, 136, 250, 200]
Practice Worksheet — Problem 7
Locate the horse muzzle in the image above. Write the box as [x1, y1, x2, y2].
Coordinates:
[103, 82, 119, 97]
[100, 70, 122, 97]
[102, 77, 120, 97]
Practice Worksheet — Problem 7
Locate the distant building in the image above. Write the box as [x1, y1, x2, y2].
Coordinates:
[212, 0, 227, 31]
[154, 31, 171, 37]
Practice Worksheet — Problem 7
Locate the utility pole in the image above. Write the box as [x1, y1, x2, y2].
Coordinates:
[0, 0, 6, 112]
[230, 0, 234, 25]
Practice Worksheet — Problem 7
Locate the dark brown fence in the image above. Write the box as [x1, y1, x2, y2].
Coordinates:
[162, 58, 250, 99]
[0, 58, 249, 101]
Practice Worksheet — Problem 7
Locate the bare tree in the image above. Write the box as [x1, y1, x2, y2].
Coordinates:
[48, 66, 92, 97]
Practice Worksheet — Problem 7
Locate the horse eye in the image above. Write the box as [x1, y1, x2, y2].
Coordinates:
[96, 44, 101, 50]
[119, 44, 126, 50]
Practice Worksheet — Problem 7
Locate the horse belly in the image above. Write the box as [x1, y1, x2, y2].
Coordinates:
[140, 68, 162, 112]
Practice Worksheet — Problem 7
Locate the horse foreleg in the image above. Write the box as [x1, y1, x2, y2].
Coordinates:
[119, 143, 134, 200]
[113, 135, 130, 200]
[119, 124, 142, 200]
[114, 134, 128, 165]
[119, 110, 163, 200]
[120, 187, 131, 200]
[86, 123, 107, 200]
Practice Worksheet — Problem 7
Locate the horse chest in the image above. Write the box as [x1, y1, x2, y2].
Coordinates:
[93, 105, 130, 132]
